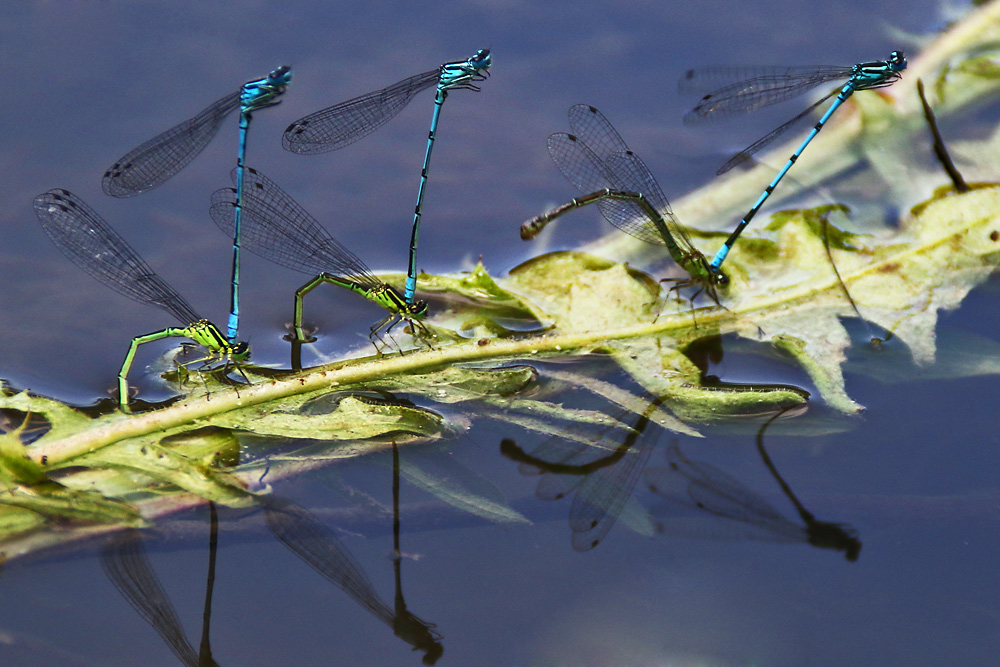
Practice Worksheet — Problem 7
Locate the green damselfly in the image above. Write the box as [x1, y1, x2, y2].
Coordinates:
[34, 189, 248, 408]
[209, 167, 429, 352]
[522, 104, 725, 303]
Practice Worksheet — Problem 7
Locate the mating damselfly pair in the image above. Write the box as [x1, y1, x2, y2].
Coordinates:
[522, 51, 906, 304]
[37, 50, 490, 408]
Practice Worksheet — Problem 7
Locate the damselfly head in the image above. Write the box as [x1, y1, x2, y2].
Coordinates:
[463, 49, 491, 82]
[269, 65, 292, 82]
[243, 66, 292, 113]
[711, 267, 729, 286]
[440, 50, 491, 91]
[410, 300, 430, 318]
[232, 341, 251, 359]
[889, 50, 906, 71]
[472, 49, 491, 70]
[699, 262, 729, 298]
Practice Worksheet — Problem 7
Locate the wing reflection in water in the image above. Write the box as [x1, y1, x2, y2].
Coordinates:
[262, 441, 443, 664]
[101, 504, 220, 667]
[645, 411, 861, 561]
[502, 395, 665, 551]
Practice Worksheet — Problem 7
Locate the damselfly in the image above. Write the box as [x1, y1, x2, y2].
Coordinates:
[682, 51, 906, 274]
[102, 65, 293, 342]
[283, 50, 490, 306]
[521, 104, 725, 302]
[34, 189, 248, 408]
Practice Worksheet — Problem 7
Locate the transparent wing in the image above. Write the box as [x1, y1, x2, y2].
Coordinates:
[569, 430, 656, 552]
[566, 103, 630, 161]
[645, 442, 804, 542]
[282, 69, 439, 154]
[34, 189, 200, 325]
[715, 92, 837, 174]
[209, 167, 381, 289]
[680, 65, 852, 121]
[103, 91, 240, 197]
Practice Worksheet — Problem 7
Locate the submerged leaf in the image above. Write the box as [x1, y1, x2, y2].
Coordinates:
[610, 338, 811, 422]
[482, 404, 639, 446]
[418, 258, 542, 321]
[0, 505, 48, 543]
[398, 457, 531, 525]
[369, 364, 539, 403]
[159, 426, 242, 467]
[0, 485, 141, 525]
[0, 387, 93, 441]
[542, 368, 702, 436]
[209, 394, 445, 441]
[71, 441, 255, 508]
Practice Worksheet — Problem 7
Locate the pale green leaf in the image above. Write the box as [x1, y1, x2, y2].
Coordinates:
[399, 457, 531, 525]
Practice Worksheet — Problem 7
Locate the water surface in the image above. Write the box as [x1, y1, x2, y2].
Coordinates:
[2, 1, 997, 665]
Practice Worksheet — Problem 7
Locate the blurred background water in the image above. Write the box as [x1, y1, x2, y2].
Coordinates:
[3, 1, 1000, 665]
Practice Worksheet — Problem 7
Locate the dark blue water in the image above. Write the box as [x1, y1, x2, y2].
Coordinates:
[3, 1, 999, 665]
